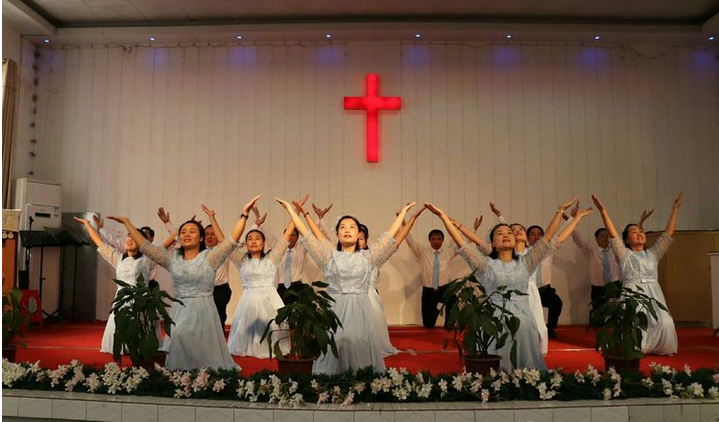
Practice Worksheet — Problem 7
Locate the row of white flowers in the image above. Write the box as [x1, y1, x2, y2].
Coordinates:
[3, 359, 717, 407]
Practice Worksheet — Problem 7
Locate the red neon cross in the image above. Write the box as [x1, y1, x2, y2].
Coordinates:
[344, 73, 401, 163]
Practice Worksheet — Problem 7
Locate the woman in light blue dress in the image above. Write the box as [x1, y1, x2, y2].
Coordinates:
[593, 193, 682, 355]
[276, 198, 421, 375]
[108, 196, 261, 371]
[424, 200, 591, 372]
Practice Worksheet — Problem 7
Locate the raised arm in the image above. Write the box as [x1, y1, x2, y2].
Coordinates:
[394, 205, 426, 247]
[293, 197, 325, 241]
[107, 215, 172, 269]
[386, 202, 417, 238]
[664, 192, 682, 238]
[543, 197, 578, 240]
[94, 215, 125, 252]
[201, 204, 225, 242]
[638, 208, 654, 231]
[74, 217, 104, 247]
[424, 203, 465, 248]
[592, 195, 619, 239]
[555, 207, 593, 243]
[276, 197, 311, 238]
[229, 195, 262, 242]
[450, 217, 491, 254]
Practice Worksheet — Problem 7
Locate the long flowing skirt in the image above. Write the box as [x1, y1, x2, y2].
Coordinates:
[161, 296, 240, 371]
[527, 282, 549, 356]
[489, 298, 547, 372]
[368, 288, 399, 357]
[313, 293, 386, 375]
[626, 282, 678, 355]
[227, 286, 288, 358]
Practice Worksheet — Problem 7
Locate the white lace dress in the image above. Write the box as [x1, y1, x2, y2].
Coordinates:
[227, 240, 289, 358]
[97, 244, 157, 354]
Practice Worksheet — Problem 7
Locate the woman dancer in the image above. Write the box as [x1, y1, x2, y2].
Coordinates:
[277, 198, 418, 374]
[107, 198, 260, 371]
[426, 199, 591, 371]
[75, 217, 157, 355]
[593, 193, 682, 355]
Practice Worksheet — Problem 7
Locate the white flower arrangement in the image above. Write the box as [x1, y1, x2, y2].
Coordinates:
[3, 360, 719, 407]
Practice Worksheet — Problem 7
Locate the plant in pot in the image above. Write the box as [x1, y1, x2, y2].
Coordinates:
[111, 275, 182, 369]
[2, 287, 29, 362]
[589, 281, 666, 373]
[261, 281, 342, 375]
[443, 273, 522, 374]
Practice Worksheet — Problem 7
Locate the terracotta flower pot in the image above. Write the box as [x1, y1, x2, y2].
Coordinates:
[277, 356, 314, 375]
[464, 354, 502, 375]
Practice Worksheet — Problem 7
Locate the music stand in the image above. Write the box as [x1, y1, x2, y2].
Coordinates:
[44, 226, 92, 323]
[19, 230, 61, 319]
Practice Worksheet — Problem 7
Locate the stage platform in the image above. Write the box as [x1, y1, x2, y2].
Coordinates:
[11, 323, 719, 375]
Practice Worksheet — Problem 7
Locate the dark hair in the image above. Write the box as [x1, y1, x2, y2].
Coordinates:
[488, 223, 519, 260]
[526, 225, 544, 236]
[245, 229, 268, 259]
[283, 227, 300, 237]
[177, 220, 206, 257]
[594, 228, 609, 238]
[621, 223, 645, 250]
[510, 223, 526, 232]
[358, 223, 369, 250]
[335, 215, 361, 252]
[428, 229, 445, 240]
[140, 226, 155, 239]
[204, 223, 214, 231]
[122, 228, 150, 260]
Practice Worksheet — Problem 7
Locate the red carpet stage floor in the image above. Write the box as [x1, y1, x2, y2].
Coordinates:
[14, 323, 719, 374]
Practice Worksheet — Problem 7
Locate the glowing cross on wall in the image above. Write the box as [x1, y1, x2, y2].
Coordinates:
[344, 74, 402, 163]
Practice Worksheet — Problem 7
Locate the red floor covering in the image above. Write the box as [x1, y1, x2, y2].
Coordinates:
[13, 322, 719, 375]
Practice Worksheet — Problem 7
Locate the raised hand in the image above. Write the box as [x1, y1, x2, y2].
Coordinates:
[275, 198, 292, 210]
[251, 206, 267, 226]
[312, 203, 333, 219]
[157, 207, 170, 224]
[201, 204, 216, 219]
[640, 209, 654, 221]
[473, 215, 483, 232]
[107, 215, 130, 224]
[243, 195, 262, 215]
[489, 202, 502, 217]
[399, 202, 417, 215]
[559, 197, 579, 213]
[569, 201, 580, 219]
[293, 194, 310, 215]
[591, 195, 606, 213]
[673, 192, 683, 209]
[424, 203, 444, 216]
[74, 216, 91, 226]
[92, 214, 104, 229]
[576, 208, 593, 219]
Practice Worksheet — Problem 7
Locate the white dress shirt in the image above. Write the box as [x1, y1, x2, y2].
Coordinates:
[405, 232, 459, 289]
[571, 231, 622, 287]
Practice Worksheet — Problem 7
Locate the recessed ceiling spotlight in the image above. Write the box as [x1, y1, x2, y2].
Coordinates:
[505, 34, 513, 40]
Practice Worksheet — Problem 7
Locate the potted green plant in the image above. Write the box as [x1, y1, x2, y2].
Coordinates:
[2, 287, 29, 362]
[111, 275, 182, 369]
[261, 281, 342, 375]
[443, 273, 522, 374]
[589, 281, 666, 372]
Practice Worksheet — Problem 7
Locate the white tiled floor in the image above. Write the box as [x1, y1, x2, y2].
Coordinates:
[3, 390, 719, 422]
